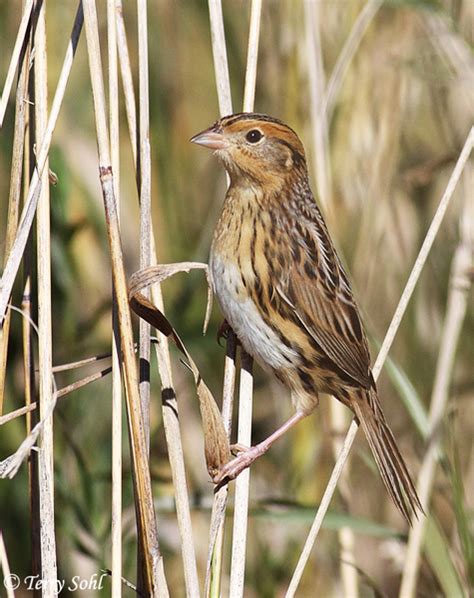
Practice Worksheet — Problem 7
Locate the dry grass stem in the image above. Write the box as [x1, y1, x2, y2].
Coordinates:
[0, 396, 58, 479]
[52, 352, 112, 372]
[21, 297, 35, 439]
[130, 268, 203, 594]
[220, 334, 239, 438]
[229, 352, 254, 598]
[372, 127, 473, 378]
[150, 286, 201, 598]
[34, 1, 57, 588]
[227, 2, 262, 593]
[129, 262, 231, 596]
[116, 11, 201, 581]
[242, 0, 262, 113]
[208, 0, 233, 116]
[399, 167, 473, 597]
[0, 0, 34, 127]
[128, 265, 229, 471]
[137, 0, 152, 450]
[206, 1, 235, 593]
[56, 367, 113, 399]
[0, 532, 14, 598]
[0, 365, 112, 427]
[0, 3, 84, 324]
[207, 2, 262, 593]
[0, 304, 58, 481]
[21, 44, 41, 574]
[304, 0, 332, 213]
[82, 0, 168, 593]
[115, 1, 138, 168]
[0, 16, 33, 414]
[286, 127, 474, 595]
[107, 0, 123, 594]
[323, 0, 383, 122]
[285, 419, 359, 597]
[206, 333, 237, 597]
[0, 403, 35, 427]
[117, 19, 199, 595]
[329, 401, 359, 597]
[114, 16, 200, 590]
[306, 3, 356, 593]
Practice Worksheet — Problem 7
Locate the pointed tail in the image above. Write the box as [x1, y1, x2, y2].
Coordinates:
[351, 387, 423, 525]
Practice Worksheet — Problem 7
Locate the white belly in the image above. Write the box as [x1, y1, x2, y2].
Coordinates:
[210, 254, 298, 370]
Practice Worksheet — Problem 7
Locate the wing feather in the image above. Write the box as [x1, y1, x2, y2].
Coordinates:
[277, 203, 372, 389]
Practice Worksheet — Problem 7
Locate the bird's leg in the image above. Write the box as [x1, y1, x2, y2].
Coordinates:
[213, 410, 307, 485]
[217, 318, 240, 346]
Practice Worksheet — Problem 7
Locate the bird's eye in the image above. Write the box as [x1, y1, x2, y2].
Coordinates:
[245, 129, 263, 144]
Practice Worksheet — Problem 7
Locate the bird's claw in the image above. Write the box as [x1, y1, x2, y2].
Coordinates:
[230, 442, 249, 456]
[217, 319, 240, 347]
[212, 445, 262, 486]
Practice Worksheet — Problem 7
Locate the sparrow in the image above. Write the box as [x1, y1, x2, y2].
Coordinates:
[191, 112, 422, 524]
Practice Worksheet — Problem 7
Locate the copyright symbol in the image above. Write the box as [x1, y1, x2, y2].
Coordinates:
[3, 574, 20, 590]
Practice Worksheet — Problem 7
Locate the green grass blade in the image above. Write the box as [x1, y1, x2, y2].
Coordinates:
[424, 516, 465, 597]
[383, 354, 430, 439]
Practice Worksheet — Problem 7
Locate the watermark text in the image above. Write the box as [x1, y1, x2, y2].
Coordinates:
[3, 572, 107, 593]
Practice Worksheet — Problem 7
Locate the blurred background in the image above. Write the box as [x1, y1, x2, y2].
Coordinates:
[0, 1, 472, 596]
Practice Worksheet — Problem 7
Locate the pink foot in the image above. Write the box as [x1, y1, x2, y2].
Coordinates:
[213, 444, 266, 485]
[212, 411, 308, 486]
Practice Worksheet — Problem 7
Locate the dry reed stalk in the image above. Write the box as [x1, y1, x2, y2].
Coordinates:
[242, 0, 262, 114]
[128, 260, 231, 596]
[304, 0, 332, 215]
[107, 1, 122, 595]
[114, 5, 200, 593]
[0, 8, 32, 414]
[0, 3, 84, 325]
[22, 285, 36, 438]
[0, 365, 113, 427]
[206, 2, 235, 593]
[0, 403, 36, 426]
[53, 352, 112, 372]
[22, 276, 40, 579]
[0, 0, 34, 127]
[323, 0, 383, 122]
[56, 368, 113, 398]
[228, 352, 254, 598]
[372, 128, 473, 374]
[23, 294, 41, 590]
[115, 2, 138, 166]
[208, 0, 233, 117]
[205, 2, 262, 594]
[220, 340, 239, 428]
[149, 288, 201, 598]
[21, 42, 41, 581]
[82, 1, 168, 594]
[0, 532, 14, 598]
[286, 127, 474, 596]
[129, 278, 209, 595]
[329, 402, 359, 596]
[34, 2, 57, 590]
[227, 2, 262, 595]
[137, 0, 151, 450]
[399, 166, 473, 597]
[207, 333, 237, 597]
[305, 3, 358, 594]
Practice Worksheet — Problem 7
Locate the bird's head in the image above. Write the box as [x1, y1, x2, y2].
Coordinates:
[191, 113, 307, 187]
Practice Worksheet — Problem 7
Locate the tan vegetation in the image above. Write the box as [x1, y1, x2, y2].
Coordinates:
[0, 1, 472, 596]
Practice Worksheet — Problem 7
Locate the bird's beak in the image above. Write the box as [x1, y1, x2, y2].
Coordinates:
[190, 125, 228, 150]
